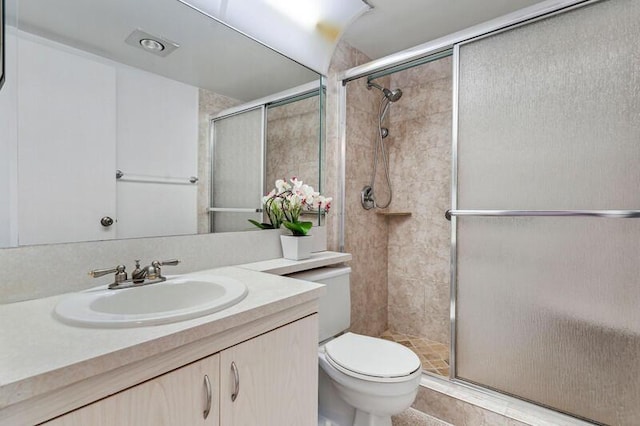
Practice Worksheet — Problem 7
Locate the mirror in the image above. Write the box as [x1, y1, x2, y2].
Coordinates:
[0, 0, 322, 248]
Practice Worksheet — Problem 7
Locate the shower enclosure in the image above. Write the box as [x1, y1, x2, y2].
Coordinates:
[341, 0, 640, 424]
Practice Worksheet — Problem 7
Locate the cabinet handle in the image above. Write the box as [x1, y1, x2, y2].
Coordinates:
[231, 361, 240, 402]
[203, 374, 212, 420]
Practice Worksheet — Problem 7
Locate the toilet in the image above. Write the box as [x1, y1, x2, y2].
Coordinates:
[288, 266, 422, 426]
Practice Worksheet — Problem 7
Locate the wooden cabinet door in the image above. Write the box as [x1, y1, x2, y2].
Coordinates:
[220, 314, 318, 426]
[44, 354, 220, 426]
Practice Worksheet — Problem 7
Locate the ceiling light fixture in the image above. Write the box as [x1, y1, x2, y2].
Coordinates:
[176, 0, 370, 75]
[125, 29, 180, 58]
[139, 38, 165, 52]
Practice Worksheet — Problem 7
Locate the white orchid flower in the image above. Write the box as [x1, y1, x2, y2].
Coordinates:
[258, 177, 332, 230]
[290, 177, 304, 190]
[275, 179, 291, 194]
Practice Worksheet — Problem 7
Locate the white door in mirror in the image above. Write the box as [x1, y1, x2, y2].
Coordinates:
[54, 275, 248, 328]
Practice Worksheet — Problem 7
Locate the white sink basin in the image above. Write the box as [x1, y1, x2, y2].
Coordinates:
[54, 274, 248, 328]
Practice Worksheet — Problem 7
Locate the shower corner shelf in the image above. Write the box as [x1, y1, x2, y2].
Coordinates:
[375, 211, 412, 217]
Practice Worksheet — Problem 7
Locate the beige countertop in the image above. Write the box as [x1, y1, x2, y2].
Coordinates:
[239, 250, 352, 275]
[0, 265, 324, 413]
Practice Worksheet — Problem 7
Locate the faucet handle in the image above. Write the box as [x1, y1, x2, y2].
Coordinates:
[89, 265, 128, 287]
[89, 264, 126, 278]
[151, 259, 180, 281]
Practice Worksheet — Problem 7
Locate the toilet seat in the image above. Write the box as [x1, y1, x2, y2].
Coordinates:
[323, 333, 421, 383]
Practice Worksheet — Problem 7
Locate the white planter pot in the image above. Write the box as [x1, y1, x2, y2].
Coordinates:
[280, 235, 313, 260]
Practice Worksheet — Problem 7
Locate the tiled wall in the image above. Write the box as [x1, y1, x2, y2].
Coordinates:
[343, 74, 392, 337]
[323, 42, 390, 337]
[338, 56, 453, 342]
[266, 96, 320, 192]
[386, 58, 452, 345]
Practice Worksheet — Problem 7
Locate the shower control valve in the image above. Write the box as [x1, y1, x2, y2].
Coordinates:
[361, 185, 375, 210]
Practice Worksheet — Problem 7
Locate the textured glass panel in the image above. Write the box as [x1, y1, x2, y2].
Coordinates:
[458, 0, 640, 209]
[456, 218, 640, 425]
[212, 108, 263, 208]
[455, 1, 640, 424]
[211, 108, 263, 232]
[211, 211, 262, 233]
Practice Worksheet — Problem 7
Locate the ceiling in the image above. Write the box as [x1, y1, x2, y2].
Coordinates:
[5, 0, 553, 99]
[7, 0, 319, 102]
[343, 0, 548, 60]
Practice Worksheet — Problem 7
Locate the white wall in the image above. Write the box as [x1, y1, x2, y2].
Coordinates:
[17, 35, 117, 245]
[116, 68, 199, 239]
[3, 30, 200, 245]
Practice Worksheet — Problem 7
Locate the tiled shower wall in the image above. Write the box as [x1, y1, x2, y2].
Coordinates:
[386, 58, 452, 345]
[343, 74, 392, 337]
[324, 41, 391, 337]
[266, 96, 320, 192]
[341, 57, 452, 344]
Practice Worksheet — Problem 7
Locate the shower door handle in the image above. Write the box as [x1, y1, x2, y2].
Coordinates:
[444, 209, 640, 221]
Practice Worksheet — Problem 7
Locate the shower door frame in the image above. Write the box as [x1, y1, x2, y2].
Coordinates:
[208, 80, 326, 232]
[337, 0, 602, 415]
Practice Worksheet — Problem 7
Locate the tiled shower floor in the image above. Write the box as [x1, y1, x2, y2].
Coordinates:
[380, 330, 450, 377]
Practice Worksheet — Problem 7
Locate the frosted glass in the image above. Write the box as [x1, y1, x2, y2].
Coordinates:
[210, 211, 262, 234]
[455, 1, 640, 424]
[458, 0, 640, 210]
[456, 218, 640, 425]
[211, 108, 263, 232]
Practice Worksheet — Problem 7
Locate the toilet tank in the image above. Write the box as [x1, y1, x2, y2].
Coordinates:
[288, 266, 351, 342]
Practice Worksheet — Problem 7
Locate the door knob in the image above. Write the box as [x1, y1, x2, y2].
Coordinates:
[100, 216, 114, 227]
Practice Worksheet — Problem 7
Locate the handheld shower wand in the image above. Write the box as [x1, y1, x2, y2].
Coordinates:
[362, 80, 403, 210]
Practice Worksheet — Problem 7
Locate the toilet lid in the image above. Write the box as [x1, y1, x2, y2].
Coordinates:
[324, 333, 421, 379]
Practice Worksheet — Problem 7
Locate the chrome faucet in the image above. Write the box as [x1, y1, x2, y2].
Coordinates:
[89, 259, 180, 289]
[131, 259, 180, 283]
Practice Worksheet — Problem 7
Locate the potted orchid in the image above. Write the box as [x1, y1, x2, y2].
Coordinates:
[250, 177, 332, 260]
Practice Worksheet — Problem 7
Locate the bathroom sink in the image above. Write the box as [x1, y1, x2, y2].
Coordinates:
[54, 274, 248, 328]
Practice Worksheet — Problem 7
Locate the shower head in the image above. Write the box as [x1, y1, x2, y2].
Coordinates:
[367, 81, 403, 102]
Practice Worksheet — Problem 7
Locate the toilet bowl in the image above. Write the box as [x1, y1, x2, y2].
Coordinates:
[288, 267, 422, 426]
[319, 333, 421, 426]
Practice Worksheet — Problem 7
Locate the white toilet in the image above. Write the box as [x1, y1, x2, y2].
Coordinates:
[288, 267, 422, 426]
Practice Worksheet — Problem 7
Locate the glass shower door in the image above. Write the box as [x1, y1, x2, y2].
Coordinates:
[210, 107, 264, 232]
[453, 1, 640, 424]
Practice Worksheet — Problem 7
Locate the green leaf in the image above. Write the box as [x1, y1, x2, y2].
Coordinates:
[248, 219, 275, 230]
[283, 220, 313, 236]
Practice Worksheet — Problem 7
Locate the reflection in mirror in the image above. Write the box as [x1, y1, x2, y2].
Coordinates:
[0, 0, 321, 248]
[208, 86, 323, 233]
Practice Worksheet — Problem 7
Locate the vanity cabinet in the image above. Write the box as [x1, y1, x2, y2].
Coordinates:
[44, 354, 220, 426]
[219, 314, 317, 425]
[43, 315, 317, 426]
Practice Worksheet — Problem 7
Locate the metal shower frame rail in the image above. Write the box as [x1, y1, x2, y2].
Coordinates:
[444, 209, 640, 220]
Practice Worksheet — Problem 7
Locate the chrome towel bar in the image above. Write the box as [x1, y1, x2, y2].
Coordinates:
[116, 170, 198, 185]
[207, 207, 263, 213]
[444, 209, 640, 221]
